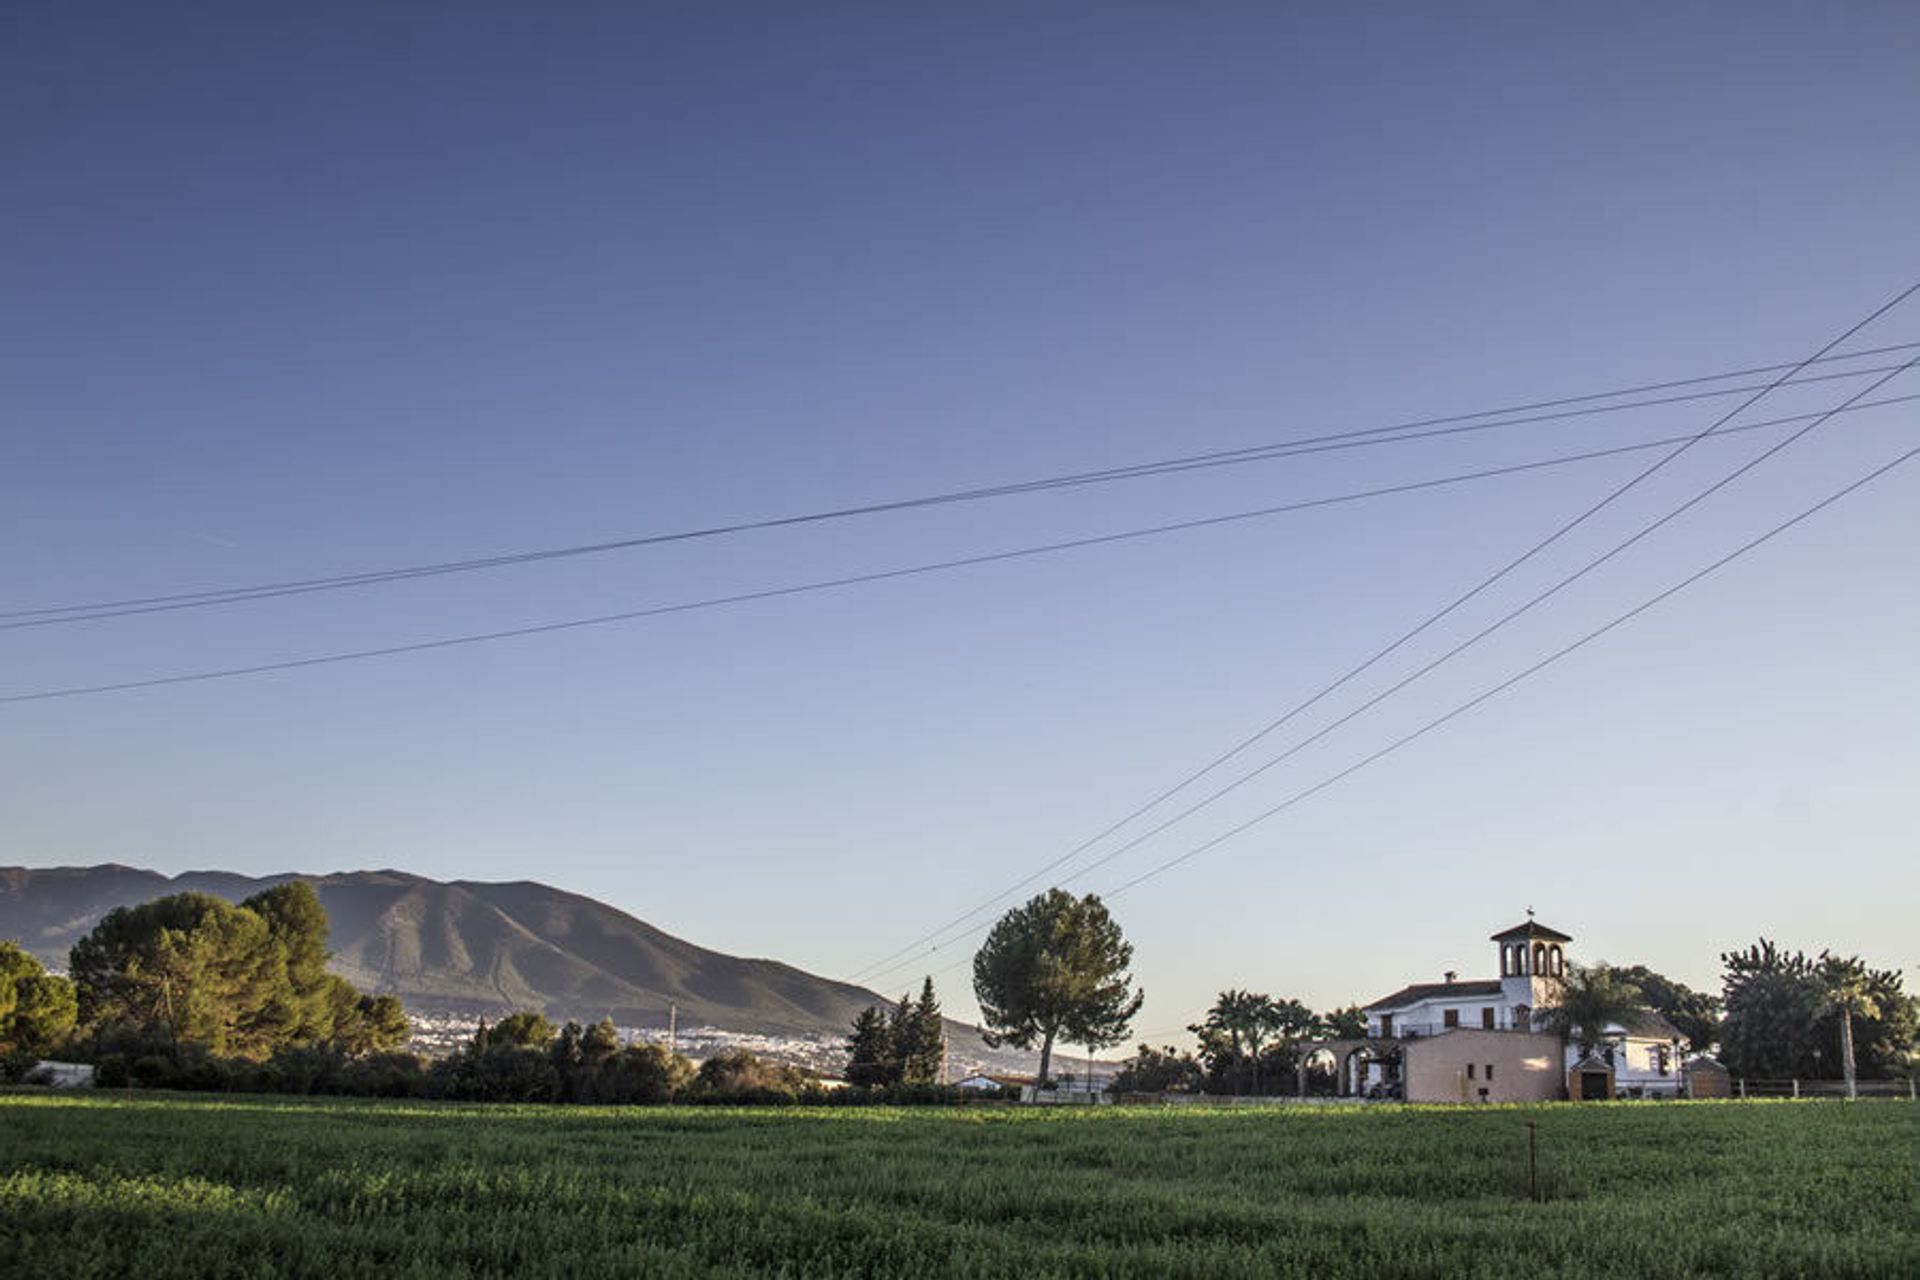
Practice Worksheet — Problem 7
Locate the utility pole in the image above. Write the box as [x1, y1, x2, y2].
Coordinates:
[668, 1001, 677, 1056]
[941, 1030, 950, 1086]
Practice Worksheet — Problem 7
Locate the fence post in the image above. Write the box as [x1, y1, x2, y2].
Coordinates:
[1739, 1078, 1747, 1100]
[1792, 1079, 1799, 1099]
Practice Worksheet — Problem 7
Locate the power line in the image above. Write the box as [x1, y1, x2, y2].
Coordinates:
[842, 286, 1919, 984]
[869, 396, 1920, 990]
[3, 396, 1907, 708]
[5, 347, 1913, 631]
[1043, 354, 1920, 895]
[1101, 437, 1920, 898]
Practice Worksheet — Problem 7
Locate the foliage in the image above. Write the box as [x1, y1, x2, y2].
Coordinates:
[1190, 991, 1320, 1094]
[1719, 939, 1917, 1080]
[1110, 1043, 1203, 1094]
[63, 885, 404, 1061]
[687, 1049, 814, 1103]
[1601, 965, 1719, 1052]
[0, 942, 78, 1055]
[844, 1005, 893, 1086]
[2, 1095, 1915, 1278]
[1320, 1004, 1368, 1039]
[972, 890, 1142, 1082]
[845, 977, 946, 1087]
[475, 1011, 556, 1049]
[1536, 963, 1649, 1056]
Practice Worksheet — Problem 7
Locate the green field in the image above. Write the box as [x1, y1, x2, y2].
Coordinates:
[1, 1094, 1914, 1278]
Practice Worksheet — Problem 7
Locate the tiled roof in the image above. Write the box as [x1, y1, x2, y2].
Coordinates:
[1364, 979, 1504, 1011]
[1489, 920, 1573, 943]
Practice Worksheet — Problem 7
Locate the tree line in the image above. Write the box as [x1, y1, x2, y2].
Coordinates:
[2, 883, 987, 1105]
[2, 882, 407, 1083]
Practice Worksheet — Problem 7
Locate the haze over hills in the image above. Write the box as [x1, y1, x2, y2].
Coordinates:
[0, 865, 998, 1057]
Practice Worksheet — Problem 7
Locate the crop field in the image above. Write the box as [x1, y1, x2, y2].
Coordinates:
[1, 1094, 1914, 1279]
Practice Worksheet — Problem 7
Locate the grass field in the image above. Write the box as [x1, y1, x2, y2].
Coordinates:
[2, 1094, 1914, 1278]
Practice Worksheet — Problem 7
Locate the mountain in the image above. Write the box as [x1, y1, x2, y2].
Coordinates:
[0, 864, 965, 1046]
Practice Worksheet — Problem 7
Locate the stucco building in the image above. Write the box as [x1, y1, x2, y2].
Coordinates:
[1307, 918, 1685, 1102]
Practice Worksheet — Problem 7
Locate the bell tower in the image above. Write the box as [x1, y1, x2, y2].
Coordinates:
[1491, 913, 1571, 1030]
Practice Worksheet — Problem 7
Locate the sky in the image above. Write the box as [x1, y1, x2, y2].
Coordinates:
[4, 3, 1917, 1043]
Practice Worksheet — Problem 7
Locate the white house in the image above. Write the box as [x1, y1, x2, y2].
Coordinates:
[1335, 918, 1686, 1102]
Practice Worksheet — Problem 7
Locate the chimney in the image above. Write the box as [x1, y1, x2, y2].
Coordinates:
[1443, 970, 1457, 984]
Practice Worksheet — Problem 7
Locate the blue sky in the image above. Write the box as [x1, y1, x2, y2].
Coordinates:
[4, 3, 1917, 1039]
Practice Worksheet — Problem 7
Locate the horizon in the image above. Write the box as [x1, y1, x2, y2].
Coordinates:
[5, 4, 1917, 1045]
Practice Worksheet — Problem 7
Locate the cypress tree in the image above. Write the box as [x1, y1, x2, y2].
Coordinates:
[902, 976, 945, 1085]
[844, 1006, 893, 1086]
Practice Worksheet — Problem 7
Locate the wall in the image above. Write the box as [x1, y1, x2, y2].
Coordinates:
[1401, 1030, 1564, 1103]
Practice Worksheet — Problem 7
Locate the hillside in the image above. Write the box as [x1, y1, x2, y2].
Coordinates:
[0, 864, 976, 1047]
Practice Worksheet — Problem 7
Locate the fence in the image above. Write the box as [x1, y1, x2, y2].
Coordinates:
[1729, 1078, 1916, 1100]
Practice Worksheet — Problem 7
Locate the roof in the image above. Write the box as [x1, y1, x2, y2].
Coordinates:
[1489, 920, 1573, 943]
[1613, 1010, 1683, 1041]
[1364, 979, 1504, 1011]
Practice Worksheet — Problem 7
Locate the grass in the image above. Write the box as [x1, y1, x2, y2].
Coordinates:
[1, 1093, 1914, 1278]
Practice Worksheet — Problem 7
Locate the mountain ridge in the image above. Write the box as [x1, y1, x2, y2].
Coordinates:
[0, 864, 959, 1045]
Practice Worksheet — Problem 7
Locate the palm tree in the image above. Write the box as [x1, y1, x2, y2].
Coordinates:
[1818, 953, 1880, 1101]
[1536, 963, 1647, 1058]
[1196, 989, 1263, 1095]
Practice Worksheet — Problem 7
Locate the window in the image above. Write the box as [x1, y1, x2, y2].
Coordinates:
[1467, 1063, 1476, 1079]
[1379, 1013, 1393, 1037]
[1443, 1008, 1459, 1028]
[1481, 1007, 1495, 1029]
[1485, 1065, 1495, 1082]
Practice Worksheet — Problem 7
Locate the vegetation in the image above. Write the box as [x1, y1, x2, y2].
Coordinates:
[1600, 964, 1719, 1052]
[972, 890, 1142, 1082]
[2, 1094, 1913, 1278]
[1109, 1042, 1203, 1094]
[1719, 939, 1917, 1081]
[1190, 990, 1319, 1095]
[0, 942, 77, 1055]
[845, 977, 945, 1086]
[64, 883, 407, 1061]
[1536, 963, 1650, 1056]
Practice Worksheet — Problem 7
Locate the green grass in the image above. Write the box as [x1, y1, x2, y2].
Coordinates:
[1, 1094, 1914, 1278]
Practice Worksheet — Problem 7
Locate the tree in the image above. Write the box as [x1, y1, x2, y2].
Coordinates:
[69, 892, 281, 1057]
[1536, 962, 1648, 1056]
[1111, 1043, 1203, 1094]
[481, 1011, 556, 1049]
[691, 1049, 811, 1101]
[1321, 1005, 1368, 1040]
[355, 994, 410, 1055]
[973, 890, 1143, 1083]
[0, 941, 78, 1055]
[896, 977, 945, 1085]
[1819, 952, 1880, 1100]
[844, 1006, 893, 1086]
[65, 883, 397, 1061]
[1602, 964, 1719, 1052]
[1719, 940, 1827, 1079]
[581, 1017, 621, 1068]
[1191, 991, 1319, 1094]
[1720, 939, 1917, 1081]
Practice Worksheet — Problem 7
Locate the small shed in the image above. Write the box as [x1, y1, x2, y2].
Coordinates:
[1683, 1056, 1731, 1099]
[1568, 1052, 1614, 1102]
